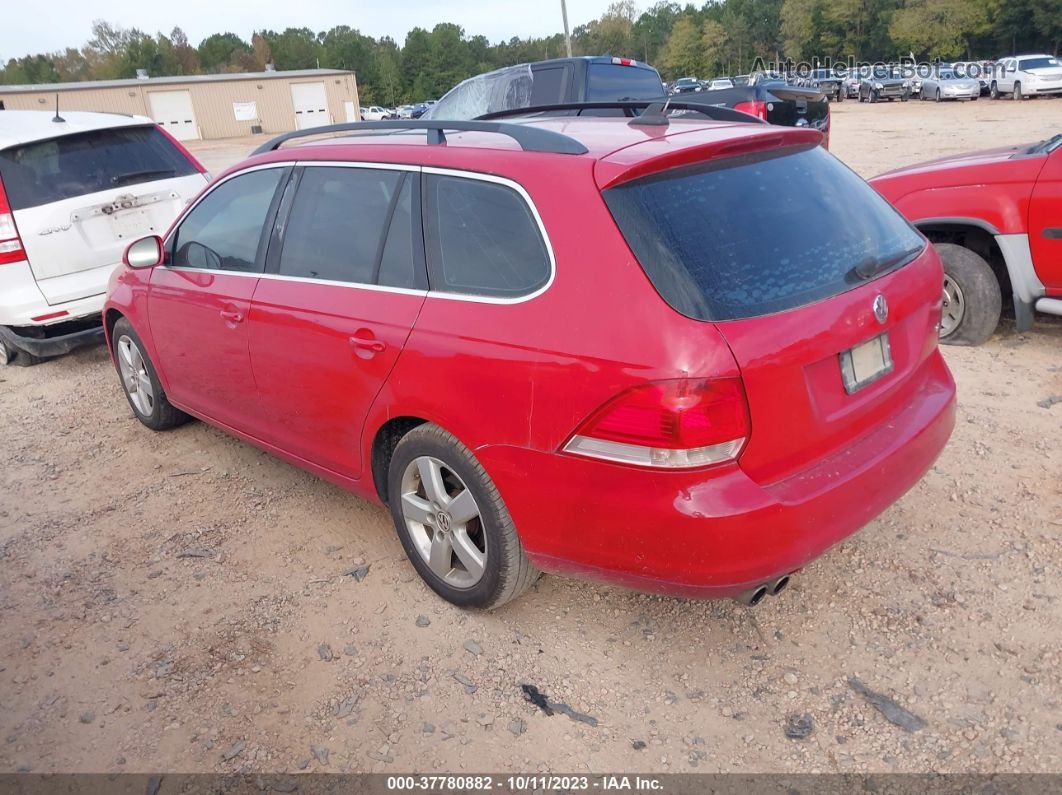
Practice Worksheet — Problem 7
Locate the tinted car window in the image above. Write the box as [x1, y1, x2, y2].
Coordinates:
[278, 167, 401, 284]
[604, 145, 925, 321]
[530, 66, 568, 105]
[425, 175, 550, 298]
[586, 64, 667, 101]
[376, 176, 418, 289]
[0, 125, 198, 211]
[171, 168, 283, 273]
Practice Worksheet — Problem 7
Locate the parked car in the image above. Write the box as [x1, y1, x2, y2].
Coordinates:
[669, 77, 703, 94]
[104, 115, 955, 609]
[704, 78, 735, 90]
[396, 105, 415, 119]
[843, 74, 863, 98]
[0, 111, 208, 366]
[990, 54, 1062, 99]
[871, 133, 1062, 345]
[859, 69, 910, 102]
[804, 68, 845, 101]
[920, 69, 981, 101]
[428, 56, 669, 120]
[410, 103, 431, 118]
[361, 106, 392, 121]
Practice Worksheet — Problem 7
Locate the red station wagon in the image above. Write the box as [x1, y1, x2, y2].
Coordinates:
[104, 115, 956, 609]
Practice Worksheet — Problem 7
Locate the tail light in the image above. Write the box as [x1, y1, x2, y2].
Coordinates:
[0, 175, 27, 266]
[734, 100, 768, 120]
[563, 378, 750, 468]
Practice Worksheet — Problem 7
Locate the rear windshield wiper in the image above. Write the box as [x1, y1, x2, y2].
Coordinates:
[110, 169, 176, 187]
[850, 246, 923, 281]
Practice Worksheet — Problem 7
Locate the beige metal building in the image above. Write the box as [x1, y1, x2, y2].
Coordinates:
[0, 69, 361, 141]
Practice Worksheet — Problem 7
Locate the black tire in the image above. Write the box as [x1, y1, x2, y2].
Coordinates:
[387, 423, 539, 609]
[871, 90, 879, 103]
[111, 317, 189, 430]
[1013, 82, 1022, 101]
[990, 81, 999, 99]
[935, 89, 942, 102]
[0, 339, 44, 367]
[934, 243, 1002, 347]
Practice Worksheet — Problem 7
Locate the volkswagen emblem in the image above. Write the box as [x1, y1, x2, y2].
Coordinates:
[436, 511, 452, 532]
[873, 294, 889, 324]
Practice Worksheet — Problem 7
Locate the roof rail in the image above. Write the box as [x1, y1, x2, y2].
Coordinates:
[251, 120, 589, 156]
[477, 100, 769, 126]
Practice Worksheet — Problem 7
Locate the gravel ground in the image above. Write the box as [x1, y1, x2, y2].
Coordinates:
[0, 99, 1060, 775]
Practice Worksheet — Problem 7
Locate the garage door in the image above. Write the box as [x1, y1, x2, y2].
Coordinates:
[147, 90, 199, 141]
[291, 82, 330, 130]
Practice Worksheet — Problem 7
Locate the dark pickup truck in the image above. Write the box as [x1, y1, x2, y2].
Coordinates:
[427, 57, 831, 145]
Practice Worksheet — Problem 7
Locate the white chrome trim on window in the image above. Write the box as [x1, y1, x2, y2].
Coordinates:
[421, 166, 556, 306]
[161, 161, 557, 306]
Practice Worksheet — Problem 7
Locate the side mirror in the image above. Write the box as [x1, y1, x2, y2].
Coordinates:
[123, 235, 164, 269]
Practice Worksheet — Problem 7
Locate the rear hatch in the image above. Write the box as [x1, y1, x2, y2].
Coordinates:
[601, 140, 941, 484]
[0, 125, 206, 305]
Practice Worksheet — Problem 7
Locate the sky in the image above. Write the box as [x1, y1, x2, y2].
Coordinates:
[2, 0, 620, 60]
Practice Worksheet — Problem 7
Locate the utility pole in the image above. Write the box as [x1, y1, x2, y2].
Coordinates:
[561, 0, 573, 57]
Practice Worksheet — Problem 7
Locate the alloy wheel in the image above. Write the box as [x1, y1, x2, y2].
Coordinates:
[400, 456, 487, 589]
[117, 335, 155, 416]
[940, 276, 966, 338]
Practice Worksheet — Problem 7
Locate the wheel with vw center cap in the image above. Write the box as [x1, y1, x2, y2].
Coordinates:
[387, 423, 539, 608]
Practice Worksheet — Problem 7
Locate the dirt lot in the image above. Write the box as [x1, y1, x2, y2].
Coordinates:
[1, 100, 1060, 775]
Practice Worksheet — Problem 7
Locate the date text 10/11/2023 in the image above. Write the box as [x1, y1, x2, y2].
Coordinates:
[386, 775, 664, 791]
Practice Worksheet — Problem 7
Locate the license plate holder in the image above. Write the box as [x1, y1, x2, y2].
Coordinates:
[839, 333, 893, 394]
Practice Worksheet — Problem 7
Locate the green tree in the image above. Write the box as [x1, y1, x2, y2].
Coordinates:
[197, 32, 250, 72]
[890, 0, 990, 59]
[659, 14, 703, 78]
[267, 28, 321, 70]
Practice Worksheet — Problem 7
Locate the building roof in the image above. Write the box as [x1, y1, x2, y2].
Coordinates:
[0, 110, 153, 150]
[0, 69, 353, 95]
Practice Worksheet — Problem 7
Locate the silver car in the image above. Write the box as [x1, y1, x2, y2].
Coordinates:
[920, 70, 980, 102]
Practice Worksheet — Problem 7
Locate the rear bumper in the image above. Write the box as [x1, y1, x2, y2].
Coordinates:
[0, 316, 106, 358]
[478, 352, 955, 599]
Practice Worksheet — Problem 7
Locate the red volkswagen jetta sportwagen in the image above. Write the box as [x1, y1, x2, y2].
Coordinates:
[104, 113, 956, 609]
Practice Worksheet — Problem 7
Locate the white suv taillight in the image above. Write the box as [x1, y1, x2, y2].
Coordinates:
[0, 176, 27, 265]
[562, 377, 750, 468]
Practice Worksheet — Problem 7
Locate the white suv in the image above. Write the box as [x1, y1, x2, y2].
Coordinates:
[990, 55, 1062, 99]
[0, 111, 209, 365]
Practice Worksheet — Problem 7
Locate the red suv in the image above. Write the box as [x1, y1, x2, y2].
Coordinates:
[104, 116, 956, 609]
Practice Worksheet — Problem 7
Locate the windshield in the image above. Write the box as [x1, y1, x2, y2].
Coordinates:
[1019, 57, 1060, 70]
[603, 145, 925, 321]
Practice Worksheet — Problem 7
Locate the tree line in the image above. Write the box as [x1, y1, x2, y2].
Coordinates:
[2, 0, 1059, 104]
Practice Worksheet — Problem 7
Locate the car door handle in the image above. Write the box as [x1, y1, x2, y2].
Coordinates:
[350, 336, 386, 353]
[1043, 228, 1062, 240]
[220, 310, 244, 323]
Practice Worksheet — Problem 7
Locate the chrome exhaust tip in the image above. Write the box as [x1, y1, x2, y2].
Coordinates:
[736, 584, 769, 606]
[771, 575, 791, 596]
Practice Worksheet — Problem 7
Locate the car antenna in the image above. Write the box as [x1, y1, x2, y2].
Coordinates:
[628, 96, 671, 127]
[52, 94, 65, 123]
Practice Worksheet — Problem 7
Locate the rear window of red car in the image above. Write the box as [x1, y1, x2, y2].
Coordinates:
[603, 145, 925, 321]
[0, 125, 198, 211]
